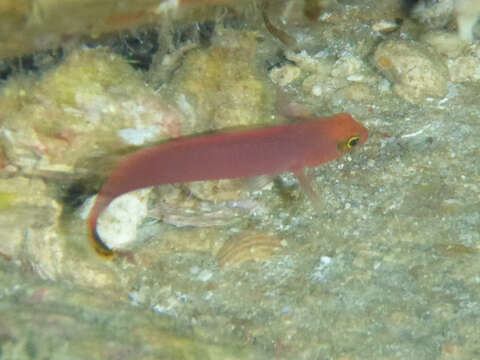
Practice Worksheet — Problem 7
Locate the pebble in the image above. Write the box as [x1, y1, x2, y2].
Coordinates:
[374, 39, 449, 103]
[446, 44, 480, 82]
[87, 188, 152, 250]
[269, 64, 301, 87]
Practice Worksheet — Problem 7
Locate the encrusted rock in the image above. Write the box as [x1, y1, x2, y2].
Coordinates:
[0, 177, 62, 273]
[216, 231, 286, 269]
[446, 44, 480, 82]
[374, 39, 449, 103]
[269, 64, 301, 87]
[0, 47, 182, 175]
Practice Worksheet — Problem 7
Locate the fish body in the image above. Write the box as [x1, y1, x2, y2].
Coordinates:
[89, 113, 368, 257]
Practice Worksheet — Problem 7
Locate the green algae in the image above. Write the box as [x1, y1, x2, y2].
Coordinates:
[38, 47, 144, 109]
[0, 192, 16, 210]
[169, 29, 276, 133]
[0, 259, 266, 360]
[0, 45, 181, 175]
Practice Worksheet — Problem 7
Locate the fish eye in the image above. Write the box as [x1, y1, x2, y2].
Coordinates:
[346, 136, 360, 149]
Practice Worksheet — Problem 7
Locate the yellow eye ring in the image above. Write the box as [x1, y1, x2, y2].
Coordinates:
[346, 136, 360, 149]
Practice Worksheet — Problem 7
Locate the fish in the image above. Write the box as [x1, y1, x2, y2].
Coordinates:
[88, 111, 368, 257]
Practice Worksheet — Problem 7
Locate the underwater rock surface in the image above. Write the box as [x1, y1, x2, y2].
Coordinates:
[1, 0, 480, 359]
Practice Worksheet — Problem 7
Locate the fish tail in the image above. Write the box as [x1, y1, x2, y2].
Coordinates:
[89, 226, 115, 258]
[88, 201, 114, 258]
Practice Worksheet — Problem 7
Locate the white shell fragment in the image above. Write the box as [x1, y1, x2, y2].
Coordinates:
[84, 188, 152, 250]
[372, 20, 399, 33]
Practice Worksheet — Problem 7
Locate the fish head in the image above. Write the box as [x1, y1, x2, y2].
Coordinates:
[325, 113, 368, 155]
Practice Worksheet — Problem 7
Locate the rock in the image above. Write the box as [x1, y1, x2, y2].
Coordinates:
[411, 0, 455, 30]
[170, 29, 275, 132]
[269, 64, 301, 87]
[0, 177, 62, 275]
[412, 0, 480, 42]
[0, 176, 118, 288]
[447, 44, 480, 82]
[374, 39, 449, 103]
[0, 47, 183, 175]
[371, 20, 399, 33]
[421, 31, 469, 58]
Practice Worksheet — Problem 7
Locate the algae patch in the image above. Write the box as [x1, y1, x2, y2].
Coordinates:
[169, 29, 276, 133]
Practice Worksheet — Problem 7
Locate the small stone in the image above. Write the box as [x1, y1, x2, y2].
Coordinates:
[372, 20, 399, 33]
[411, 0, 455, 30]
[447, 44, 480, 82]
[331, 55, 365, 79]
[334, 83, 373, 103]
[197, 269, 213, 282]
[269, 64, 301, 87]
[442, 343, 461, 356]
[421, 31, 469, 58]
[84, 188, 152, 250]
[378, 78, 391, 93]
[374, 39, 449, 103]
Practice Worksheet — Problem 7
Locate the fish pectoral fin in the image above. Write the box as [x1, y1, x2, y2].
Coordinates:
[294, 168, 323, 214]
